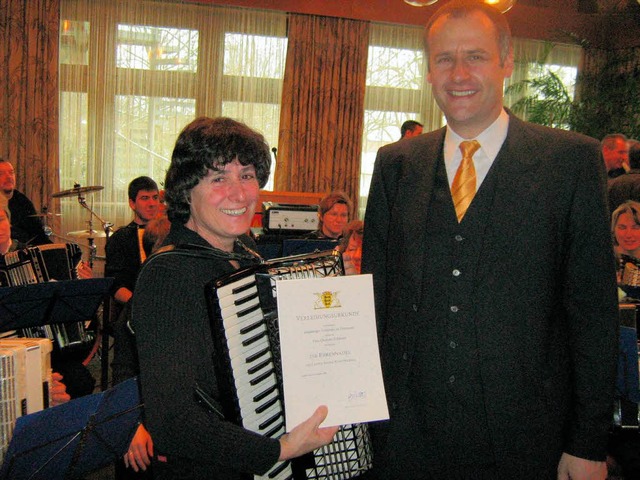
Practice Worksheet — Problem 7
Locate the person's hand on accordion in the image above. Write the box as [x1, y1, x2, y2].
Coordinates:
[49, 371, 71, 407]
[278, 405, 339, 461]
[76, 260, 93, 279]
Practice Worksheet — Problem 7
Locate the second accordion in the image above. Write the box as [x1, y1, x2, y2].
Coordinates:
[206, 250, 372, 480]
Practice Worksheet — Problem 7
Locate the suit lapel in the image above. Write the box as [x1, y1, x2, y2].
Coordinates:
[476, 115, 545, 281]
[400, 128, 445, 298]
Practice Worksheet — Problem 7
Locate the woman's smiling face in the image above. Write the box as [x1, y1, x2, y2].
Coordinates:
[615, 211, 640, 255]
[185, 159, 259, 252]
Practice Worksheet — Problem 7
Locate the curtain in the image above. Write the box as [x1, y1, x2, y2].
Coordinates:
[0, 0, 60, 231]
[276, 14, 369, 215]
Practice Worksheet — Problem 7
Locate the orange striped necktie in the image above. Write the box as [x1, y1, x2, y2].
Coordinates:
[137, 226, 147, 263]
[451, 140, 481, 222]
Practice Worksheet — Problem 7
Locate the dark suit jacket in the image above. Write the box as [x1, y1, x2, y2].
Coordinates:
[362, 112, 619, 475]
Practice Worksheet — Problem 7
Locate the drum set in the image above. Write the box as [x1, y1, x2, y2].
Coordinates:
[26, 184, 114, 364]
[43, 183, 114, 268]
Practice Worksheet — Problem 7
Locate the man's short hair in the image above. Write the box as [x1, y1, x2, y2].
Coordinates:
[128, 176, 158, 202]
[601, 133, 628, 151]
[401, 120, 423, 139]
[424, 0, 512, 67]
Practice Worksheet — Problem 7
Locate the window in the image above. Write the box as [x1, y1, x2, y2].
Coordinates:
[360, 23, 434, 217]
[59, 1, 287, 234]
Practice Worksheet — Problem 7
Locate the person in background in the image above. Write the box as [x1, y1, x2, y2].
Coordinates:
[612, 200, 640, 286]
[0, 159, 52, 246]
[132, 117, 337, 479]
[339, 219, 363, 275]
[105, 176, 160, 306]
[0, 192, 71, 406]
[304, 191, 352, 240]
[362, 2, 618, 479]
[609, 142, 640, 214]
[602, 133, 630, 180]
[400, 120, 424, 139]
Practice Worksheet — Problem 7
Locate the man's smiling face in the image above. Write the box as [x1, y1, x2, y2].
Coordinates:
[427, 10, 513, 138]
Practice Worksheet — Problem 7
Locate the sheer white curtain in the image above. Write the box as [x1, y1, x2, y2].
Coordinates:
[58, 0, 286, 269]
[360, 22, 434, 217]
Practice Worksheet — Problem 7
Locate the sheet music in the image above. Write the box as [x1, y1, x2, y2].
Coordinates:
[277, 274, 389, 430]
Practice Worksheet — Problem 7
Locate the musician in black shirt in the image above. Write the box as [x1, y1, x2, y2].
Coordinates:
[0, 159, 52, 246]
[132, 117, 337, 479]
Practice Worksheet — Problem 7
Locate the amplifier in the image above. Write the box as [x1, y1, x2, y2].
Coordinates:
[262, 202, 318, 233]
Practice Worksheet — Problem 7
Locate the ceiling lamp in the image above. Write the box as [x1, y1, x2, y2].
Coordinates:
[403, 0, 516, 12]
[482, 0, 516, 13]
[403, 0, 439, 6]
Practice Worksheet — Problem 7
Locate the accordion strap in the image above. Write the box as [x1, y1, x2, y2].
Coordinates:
[145, 239, 262, 266]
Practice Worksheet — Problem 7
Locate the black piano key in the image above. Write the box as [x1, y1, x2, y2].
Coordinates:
[235, 302, 261, 318]
[268, 460, 292, 479]
[234, 290, 258, 306]
[239, 319, 264, 336]
[247, 358, 271, 375]
[264, 421, 285, 438]
[255, 394, 279, 414]
[249, 368, 274, 386]
[230, 278, 257, 295]
[259, 411, 283, 431]
[241, 330, 267, 347]
[253, 384, 277, 403]
[246, 346, 269, 364]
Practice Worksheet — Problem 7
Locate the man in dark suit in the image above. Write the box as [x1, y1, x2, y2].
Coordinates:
[362, 2, 618, 479]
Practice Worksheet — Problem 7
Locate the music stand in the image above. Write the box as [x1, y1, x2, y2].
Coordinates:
[281, 239, 339, 257]
[0, 377, 142, 480]
[0, 278, 112, 333]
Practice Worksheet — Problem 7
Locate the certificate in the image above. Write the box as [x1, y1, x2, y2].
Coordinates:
[277, 274, 389, 430]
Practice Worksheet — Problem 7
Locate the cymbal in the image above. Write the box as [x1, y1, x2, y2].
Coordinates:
[67, 229, 107, 238]
[28, 212, 62, 218]
[52, 185, 104, 198]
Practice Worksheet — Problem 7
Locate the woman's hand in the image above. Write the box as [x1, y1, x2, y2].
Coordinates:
[124, 423, 154, 471]
[76, 261, 93, 279]
[49, 372, 71, 406]
[278, 406, 338, 461]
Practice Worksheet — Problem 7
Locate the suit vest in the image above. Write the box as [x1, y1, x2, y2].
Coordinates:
[409, 154, 499, 465]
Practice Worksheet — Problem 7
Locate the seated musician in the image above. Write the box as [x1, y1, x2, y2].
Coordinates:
[612, 200, 640, 289]
[131, 117, 338, 479]
[0, 159, 52, 245]
[303, 191, 352, 240]
[105, 176, 161, 306]
[338, 219, 363, 275]
[0, 193, 70, 406]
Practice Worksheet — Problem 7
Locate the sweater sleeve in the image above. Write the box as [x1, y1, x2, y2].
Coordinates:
[132, 253, 281, 475]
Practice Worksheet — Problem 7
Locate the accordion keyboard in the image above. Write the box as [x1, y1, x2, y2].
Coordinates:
[208, 251, 372, 480]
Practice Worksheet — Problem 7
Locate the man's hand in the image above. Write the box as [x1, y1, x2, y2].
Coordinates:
[557, 452, 607, 480]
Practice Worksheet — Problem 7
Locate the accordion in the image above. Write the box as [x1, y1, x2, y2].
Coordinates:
[206, 250, 372, 480]
[0, 243, 82, 287]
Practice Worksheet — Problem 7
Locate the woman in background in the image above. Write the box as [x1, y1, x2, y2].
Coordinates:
[305, 191, 352, 240]
[612, 200, 640, 288]
[339, 219, 363, 275]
